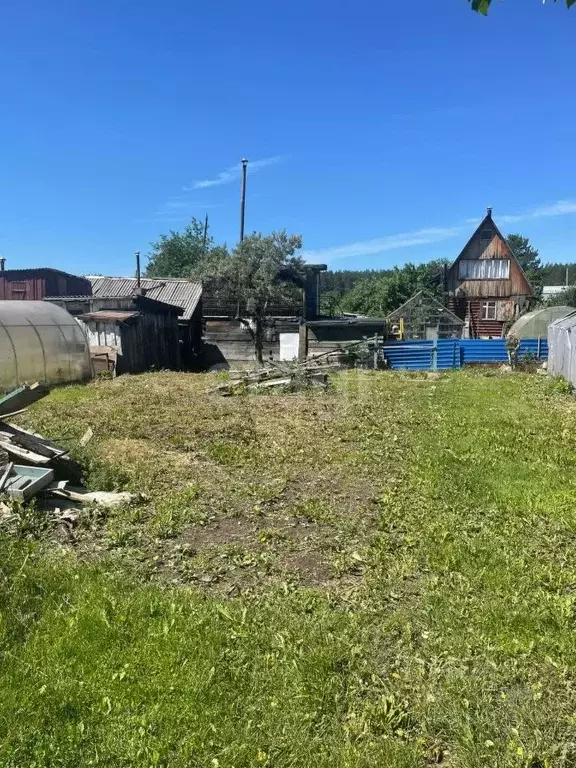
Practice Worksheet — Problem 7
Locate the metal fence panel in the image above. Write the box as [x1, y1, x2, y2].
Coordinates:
[383, 338, 547, 371]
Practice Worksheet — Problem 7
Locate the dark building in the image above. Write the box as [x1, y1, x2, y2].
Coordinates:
[0, 266, 91, 301]
[446, 210, 534, 338]
[47, 294, 183, 375]
[87, 276, 203, 367]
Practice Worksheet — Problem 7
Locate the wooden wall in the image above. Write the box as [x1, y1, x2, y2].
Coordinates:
[80, 312, 180, 374]
[0, 270, 91, 300]
[447, 227, 532, 300]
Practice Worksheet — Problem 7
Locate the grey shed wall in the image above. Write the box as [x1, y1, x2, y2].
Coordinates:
[80, 312, 180, 374]
[548, 312, 576, 386]
[0, 300, 91, 392]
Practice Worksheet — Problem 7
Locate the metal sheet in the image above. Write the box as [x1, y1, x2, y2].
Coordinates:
[89, 277, 201, 321]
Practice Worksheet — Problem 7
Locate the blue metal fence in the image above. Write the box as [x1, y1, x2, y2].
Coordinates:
[383, 338, 548, 371]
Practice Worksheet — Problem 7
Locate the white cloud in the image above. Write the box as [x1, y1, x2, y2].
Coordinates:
[500, 199, 576, 224]
[304, 198, 576, 265]
[185, 155, 286, 191]
[301, 226, 463, 263]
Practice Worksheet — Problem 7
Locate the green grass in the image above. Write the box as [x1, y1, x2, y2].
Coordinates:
[2, 369, 576, 766]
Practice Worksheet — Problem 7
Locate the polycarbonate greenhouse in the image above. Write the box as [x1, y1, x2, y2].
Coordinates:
[548, 311, 576, 387]
[508, 306, 574, 339]
[0, 301, 91, 392]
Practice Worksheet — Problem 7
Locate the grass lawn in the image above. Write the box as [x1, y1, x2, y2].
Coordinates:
[1, 369, 576, 767]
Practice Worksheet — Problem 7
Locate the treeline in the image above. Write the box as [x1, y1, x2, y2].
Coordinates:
[322, 262, 576, 296]
[541, 263, 576, 286]
[319, 259, 576, 317]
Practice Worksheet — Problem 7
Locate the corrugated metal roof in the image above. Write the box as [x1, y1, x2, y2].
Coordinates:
[79, 310, 138, 323]
[88, 276, 201, 321]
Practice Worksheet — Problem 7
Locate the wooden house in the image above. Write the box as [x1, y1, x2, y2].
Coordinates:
[446, 209, 534, 338]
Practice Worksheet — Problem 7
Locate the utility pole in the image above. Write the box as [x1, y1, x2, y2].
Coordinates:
[240, 157, 248, 242]
[566, 265, 570, 288]
[203, 213, 209, 251]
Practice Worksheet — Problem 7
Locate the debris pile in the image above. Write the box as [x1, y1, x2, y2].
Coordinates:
[212, 358, 339, 396]
[211, 335, 385, 396]
[0, 384, 137, 528]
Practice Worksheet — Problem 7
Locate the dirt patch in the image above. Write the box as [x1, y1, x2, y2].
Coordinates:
[282, 551, 334, 586]
[184, 517, 257, 550]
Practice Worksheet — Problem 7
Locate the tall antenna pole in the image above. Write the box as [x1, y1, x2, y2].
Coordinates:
[240, 158, 248, 242]
[203, 213, 209, 251]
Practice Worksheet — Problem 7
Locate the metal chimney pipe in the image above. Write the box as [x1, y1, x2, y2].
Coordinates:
[0, 257, 5, 272]
[135, 251, 141, 287]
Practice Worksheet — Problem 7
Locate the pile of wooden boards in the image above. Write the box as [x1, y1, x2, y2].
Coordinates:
[212, 358, 339, 396]
[0, 383, 138, 512]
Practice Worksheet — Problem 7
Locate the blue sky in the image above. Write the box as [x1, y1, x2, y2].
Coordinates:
[0, 0, 574, 275]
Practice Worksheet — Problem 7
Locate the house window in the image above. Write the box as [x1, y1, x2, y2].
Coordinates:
[480, 229, 493, 241]
[482, 301, 497, 320]
[458, 259, 510, 280]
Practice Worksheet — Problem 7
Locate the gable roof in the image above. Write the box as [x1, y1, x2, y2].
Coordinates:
[88, 276, 201, 321]
[449, 210, 534, 295]
[385, 290, 464, 325]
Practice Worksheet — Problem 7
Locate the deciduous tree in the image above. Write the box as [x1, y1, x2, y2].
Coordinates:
[200, 231, 305, 363]
[146, 217, 214, 278]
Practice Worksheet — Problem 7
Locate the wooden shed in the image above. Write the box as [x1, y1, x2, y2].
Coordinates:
[446, 209, 533, 338]
[88, 277, 203, 368]
[48, 295, 182, 375]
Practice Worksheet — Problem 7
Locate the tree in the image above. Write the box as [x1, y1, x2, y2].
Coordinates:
[200, 231, 305, 363]
[547, 286, 576, 307]
[506, 234, 543, 298]
[469, 0, 575, 13]
[146, 217, 213, 278]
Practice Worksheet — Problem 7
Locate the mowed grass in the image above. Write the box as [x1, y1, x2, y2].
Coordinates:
[2, 370, 576, 766]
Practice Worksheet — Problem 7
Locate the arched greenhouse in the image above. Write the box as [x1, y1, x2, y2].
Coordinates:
[0, 301, 91, 392]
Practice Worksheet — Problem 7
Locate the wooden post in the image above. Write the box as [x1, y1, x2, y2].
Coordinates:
[298, 322, 308, 363]
[431, 342, 438, 371]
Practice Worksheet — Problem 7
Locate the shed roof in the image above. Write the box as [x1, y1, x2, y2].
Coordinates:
[88, 276, 201, 321]
[0, 267, 90, 280]
[79, 310, 138, 323]
[306, 317, 386, 327]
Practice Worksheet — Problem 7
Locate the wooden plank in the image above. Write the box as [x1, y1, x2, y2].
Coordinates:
[0, 462, 13, 492]
[0, 424, 66, 457]
[0, 383, 49, 417]
[0, 438, 52, 466]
